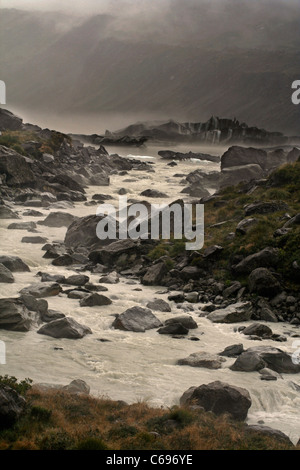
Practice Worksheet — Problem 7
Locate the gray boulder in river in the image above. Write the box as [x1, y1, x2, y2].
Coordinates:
[37, 317, 92, 339]
[180, 380, 252, 421]
[112, 306, 162, 332]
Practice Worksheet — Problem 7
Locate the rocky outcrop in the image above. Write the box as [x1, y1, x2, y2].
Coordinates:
[180, 381, 252, 421]
[112, 306, 162, 332]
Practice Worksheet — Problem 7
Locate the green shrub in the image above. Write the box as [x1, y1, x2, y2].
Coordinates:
[30, 406, 52, 423]
[0, 376, 32, 396]
[74, 438, 109, 450]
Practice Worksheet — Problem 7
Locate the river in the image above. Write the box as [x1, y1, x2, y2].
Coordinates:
[0, 144, 299, 443]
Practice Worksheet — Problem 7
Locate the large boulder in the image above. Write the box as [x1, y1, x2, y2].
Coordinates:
[207, 302, 253, 323]
[221, 146, 268, 170]
[140, 189, 168, 198]
[0, 298, 38, 331]
[245, 425, 293, 445]
[79, 293, 112, 307]
[146, 299, 171, 312]
[48, 174, 85, 194]
[220, 164, 265, 188]
[37, 317, 92, 339]
[8, 221, 37, 231]
[235, 218, 258, 235]
[65, 275, 90, 286]
[65, 214, 116, 250]
[21, 236, 48, 244]
[233, 247, 279, 275]
[230, 351, 267, 372]
[0, 264, 14, 283]
[242, 323, 273, 338]
[142, 262, 168, 286]
[180, 380, 252, 421]
[19, 282, 62, 298]
[89, 239, 139, 266]
[178, 352, 226, 369]
[0, 256, 30, 272]
[230, 346, 300, 373]
[0, 146, 35, 186]
[165, 315, 198, 330]
[0, 385, 26, 429]
[112, 306, 162, 332]
[158, 323, 189, 335]
[38, 212, 77, 228]
[62, 379, 90, 395]
[0, 206, 20, 219]
[248, 268, 281, 297]
[219, 344, 244, 357]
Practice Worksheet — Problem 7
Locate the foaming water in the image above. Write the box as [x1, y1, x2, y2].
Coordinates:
[0, 149, 299, 443]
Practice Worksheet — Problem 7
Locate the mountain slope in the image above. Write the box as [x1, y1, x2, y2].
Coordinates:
[0, 5, 299, 134]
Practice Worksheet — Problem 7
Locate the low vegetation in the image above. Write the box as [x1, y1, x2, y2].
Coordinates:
[0, 384, 297, 451]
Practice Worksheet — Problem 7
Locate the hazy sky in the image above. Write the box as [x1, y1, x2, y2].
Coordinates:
[0, 0, 171, 15]
[1, 0, 299, 15]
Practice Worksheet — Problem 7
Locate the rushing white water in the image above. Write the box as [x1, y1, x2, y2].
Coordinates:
[0, 146, 299, 444]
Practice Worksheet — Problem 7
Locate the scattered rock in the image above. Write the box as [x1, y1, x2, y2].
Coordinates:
[142, 262, 168, 286]
[0, 263, 14, 283]
[37, 317, 92, 339]
[62, 379, 90, 395]
[65, 275, 90, 286]
[0, 298, 38, 331]
[7, 221, 36, 231]
[219, 344, 244, 357]
[165, 315, 198, 330]
[21, 236, 48, 244]
[19, 283, 62, 298]
[112, 306, 162, 332]
[158, 323, 189, 335]
[245, 425, 293, 445]
[146, 299, 171, 312]
[207, 302, 253, 323]
[38, 211, 77, 228]
[178, 352, 226, 369]
[180, 380, 252, 421]
[79, 293, 112, 307]
[242, 323, 273, 338]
